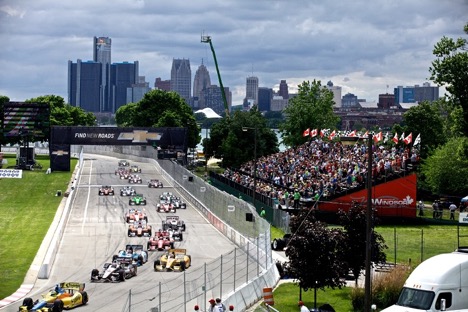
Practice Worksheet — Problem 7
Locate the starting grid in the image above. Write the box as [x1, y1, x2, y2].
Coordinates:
[0, 169, 22, 178]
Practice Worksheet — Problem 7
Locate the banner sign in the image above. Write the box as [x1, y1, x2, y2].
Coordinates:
[0, 169, 22, 178]
[50, 126, 187, 149]
[459, 213, 468, 224]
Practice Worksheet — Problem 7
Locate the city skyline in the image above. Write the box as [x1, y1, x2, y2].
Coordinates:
[1, 1, 467, 105]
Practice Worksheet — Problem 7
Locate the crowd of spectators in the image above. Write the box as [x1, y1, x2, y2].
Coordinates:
[221, 139, 419, 208]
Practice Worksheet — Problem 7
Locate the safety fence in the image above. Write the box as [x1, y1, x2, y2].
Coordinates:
[77, 145, 277, 312]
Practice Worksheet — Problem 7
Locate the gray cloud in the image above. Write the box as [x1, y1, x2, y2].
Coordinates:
[0, 0, 467, 104]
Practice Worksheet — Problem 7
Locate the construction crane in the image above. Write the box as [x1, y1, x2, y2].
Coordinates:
[201, 35, 229, 118]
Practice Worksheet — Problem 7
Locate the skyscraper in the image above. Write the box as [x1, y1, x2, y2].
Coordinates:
[246, 76, 259, 104]
[170, 58, 191, 104]
[326, 81, 342, 108]
[193, 61, 211, 99]
[109, 61, 139, 112]
[93, 37, 112, 112]
[278, 80, 289, 99]
[258, 87, 273, 112]
[68, 60, 102, 112]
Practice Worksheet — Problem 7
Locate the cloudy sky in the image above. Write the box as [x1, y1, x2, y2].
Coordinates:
[0, 0, 467, 106]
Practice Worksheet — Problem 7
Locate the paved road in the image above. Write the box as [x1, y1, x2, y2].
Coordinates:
[2, 154, 237, 311]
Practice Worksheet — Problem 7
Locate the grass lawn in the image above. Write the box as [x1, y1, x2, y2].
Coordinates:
[0, 154, 76, 299]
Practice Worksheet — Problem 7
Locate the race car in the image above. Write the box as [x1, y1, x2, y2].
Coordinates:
[124, 208, 148, 223]
[271, 234, 291, 251]
[148, 179, 163, 188]
[19, 282, 88, 311]
[162, 216, 186, 232]
[115, 167, 126, 175]
[172, 196, 187, 209]
[128, 174, 142, 184]
[120, 186, 136, 197]
[129, 194, 147, 205]
[91, 258, 137, 282]
[118, 160, 130, 167]
[112, 244, 148, 266]
[156, 199, 175, 213]
[130, 165, 141, 173]
[147, 231, 175, 251]
[159, 191, 174, 201]
[128, 220, 152, 237]
[117, 170, 131, 180]
[154, 248, 191, 272]
[98, 185, 114, 196]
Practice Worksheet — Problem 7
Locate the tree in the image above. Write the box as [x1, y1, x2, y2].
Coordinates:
[279, 80, 339, 147]
[116, 89, 200, 148]
[206, 108, 279, 168]
[285, 210, 347, 294]
[400, 100, 446, 158]
[337, 203, 387, 285]
[420, 136, 468, 196]
[429, 23, 468, 137]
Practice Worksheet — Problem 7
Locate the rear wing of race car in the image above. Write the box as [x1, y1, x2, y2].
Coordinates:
[166, 216, 180, 221]
[59, 282, 85, 291]
[126, 244, 144, 252]
[168, 248, 186, 255]
[114, 257, 133, 264]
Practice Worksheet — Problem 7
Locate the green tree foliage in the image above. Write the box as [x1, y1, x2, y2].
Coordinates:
[26, 95, 96, 127]
[420, 136, 468, 195]
[285, 211, 347, 292]
[115, 89, 200, 148]
[401, 100, 445, 158]
[429, 23, 468, 136]
[279, 80, 339, 147]
[337, 203, 387, 285]
[207, 108, 279, 168]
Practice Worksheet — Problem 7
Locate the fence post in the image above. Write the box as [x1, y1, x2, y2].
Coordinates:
[129, 289, 131, 312]
[257, 236, 260, 277]
[233, 248, 237, 291]
[220, 254, 223, 301]
[184, 270, 187, 312]
[420, 229, 424, 263]
[246, 241, 250, 284]
[394, 227, 397, 264]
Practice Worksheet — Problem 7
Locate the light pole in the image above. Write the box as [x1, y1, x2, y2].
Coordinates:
[242, 126, 257, 208]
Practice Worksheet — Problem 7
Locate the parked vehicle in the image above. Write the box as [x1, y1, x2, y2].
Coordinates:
[381, 250, 468, 311]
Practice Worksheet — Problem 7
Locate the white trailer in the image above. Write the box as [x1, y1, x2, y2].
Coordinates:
[381, 251, 468, 311]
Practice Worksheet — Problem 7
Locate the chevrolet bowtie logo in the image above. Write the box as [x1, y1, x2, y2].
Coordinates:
[52, 150, 69, 156]
[117, 130, 162, 143]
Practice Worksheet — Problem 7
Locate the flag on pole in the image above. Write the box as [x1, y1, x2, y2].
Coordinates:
[329, 130, 336, 140]
[413, 133, 421, 146]
[404, 132, 413, 145]
[320, 129, 325, 138]
[362, 130, 369, 138]
[311, 129, 318, 137]
[392, 132, 399, 144]
[349, 130, 357, 137]
[384, 132, 389, 143]
[303, 128, 310, 137]
[400, 132, 405, 142]
[373, 131, 383, 143]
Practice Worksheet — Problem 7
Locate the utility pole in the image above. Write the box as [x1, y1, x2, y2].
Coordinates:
[365, 133, 373, 312]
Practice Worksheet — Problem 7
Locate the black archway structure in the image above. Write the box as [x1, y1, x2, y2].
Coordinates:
[50, 126, 188, 171]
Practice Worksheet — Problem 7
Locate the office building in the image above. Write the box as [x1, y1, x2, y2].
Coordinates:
[257, 87, 273, 112]
[378, 93, 396, 109]
[154, 78, 171, 91]
[395, 82, 439, 105]
[270, 95, 289, 112]
[127, 76, 151, 104]
[193, 61, 211, 98]
[68, 60, 102, 112]
[342, 93, 360, 108]
[200, 85, 231, 116]
[109, 61, 139, 112]
[326, 81, 342, 108]
[170, 58, 192, 104]
[246, 76, 259, 104]
[278, 80, 289, 99]
[93, 37, 112, 112]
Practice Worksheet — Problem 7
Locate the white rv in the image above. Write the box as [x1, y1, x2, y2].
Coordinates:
[381, 251, 468, 311]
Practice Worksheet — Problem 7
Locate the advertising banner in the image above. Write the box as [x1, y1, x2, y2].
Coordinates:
[318, 174, 417, 218]
[0, 169, 22, 178]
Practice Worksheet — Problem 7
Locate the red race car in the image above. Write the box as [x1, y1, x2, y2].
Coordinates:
[125, 208, 148, 223]
[147, 230, 175, 251]
[156, 200, 175, 213]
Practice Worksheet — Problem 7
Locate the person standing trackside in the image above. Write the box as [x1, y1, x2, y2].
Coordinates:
[432, 200, 439, 219]
[298, 301, 309, 312]
[418, 200, 424, 216]
[449, 203, 457, 220]
[208, 299, 217, 312]
[260, 207, 266, 218]
[293, 190, 301, 209]
[215, 298, 226, 312]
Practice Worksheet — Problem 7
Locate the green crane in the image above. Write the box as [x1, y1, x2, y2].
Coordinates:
[201, 35, 230, 118]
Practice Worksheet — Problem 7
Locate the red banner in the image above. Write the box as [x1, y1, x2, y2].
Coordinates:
[318, 174, 417, 218]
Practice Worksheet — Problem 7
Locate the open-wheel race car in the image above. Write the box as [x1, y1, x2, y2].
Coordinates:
[154, 248, 191, 272]
[130, 165, 141, 173]
[172, 196, 187, 209]
[129, 194, 147, 205]
[128, 220, 152, 237]
[91, 258, 137, 282]
[162, 215, 186, 232]
[118, 160, 130, 167]
[125, 208, 148, 223]
[148, 179, 163, 188]
[147, 230, 175, 251]
[120, 186, 136, 196]
[271, 234, 291, 251]
[117, 169, 131, 180]
[128, 174, 142, 184]
[18, 282, 88, 312]
[112, 244, 148, 266]
[156, 199, 176, 213]
[98, 185, 114, 196]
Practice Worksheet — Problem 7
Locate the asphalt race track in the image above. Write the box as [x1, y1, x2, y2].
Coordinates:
[2, 154, 237, 312]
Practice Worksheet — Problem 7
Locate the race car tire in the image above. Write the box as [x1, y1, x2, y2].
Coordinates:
[147, 242, 151, 250]
[272, 239, 280, 251]
[180, 261, 186, 271]
[81, 291, 89, 305]
[138, 180, 142, 184]
[179, 233, 183, 241]
[182, 224, 186, 231]
[91, 268, 99, 280]
[142, 200, 147, 205]
[22, 297, 34, 309]
[154, 260, 160, 270]
[138, 254, 144, 264]
[170, 242, 174, 249]
[119, 269, 126, 282]
[148, 230, 152, 237]
[52, 299, 64, 312]
[112, 255, 118, 261]
[128, 230, 132, 237]
[126, 217, 130, 223]
[144, 216, 148, 222]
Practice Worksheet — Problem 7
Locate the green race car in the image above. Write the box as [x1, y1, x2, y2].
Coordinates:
[129, 194, 147, 205]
